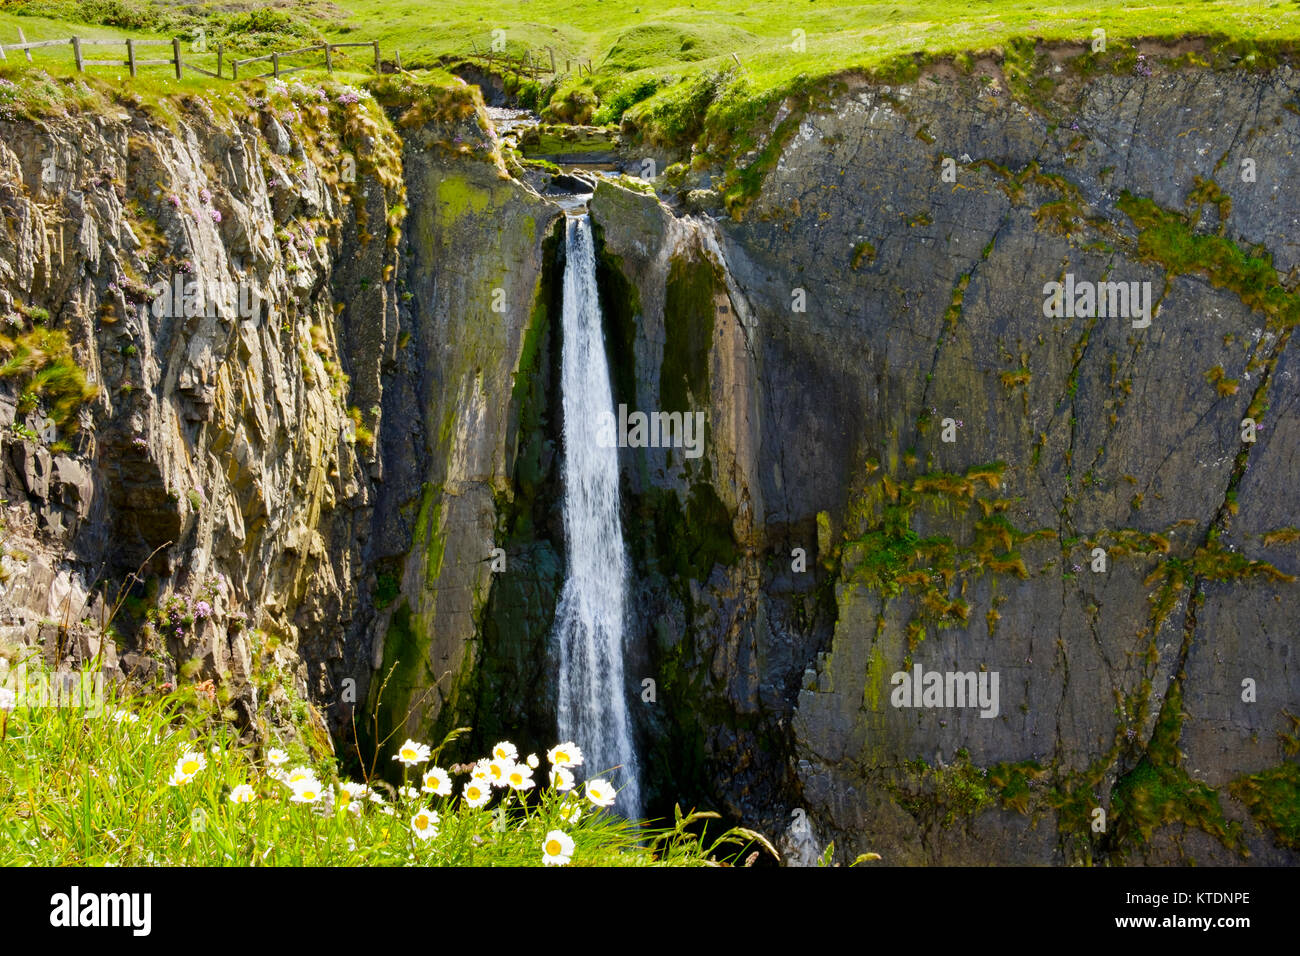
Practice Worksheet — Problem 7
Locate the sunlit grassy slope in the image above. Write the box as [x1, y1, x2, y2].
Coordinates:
[3, 2, 1296, 94]
[328, 0, 1296, 70]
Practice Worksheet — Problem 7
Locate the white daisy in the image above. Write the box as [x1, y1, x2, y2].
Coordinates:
[166, 767, 193, 788]
[469, 759, 492, 782]
[547, 742, 583, 768]
[585, 778, 616, 808]
[266, 748, 289, 767]
[491, 741, 518, 762]
[526, 753, 539, 769]
[506, 763, 535, 791]
[488, 757, 513, 788]
[228, 784, 256, 804]
[337, 782, 368, 815]
[411, 807, 440, 841]
[549, 766, 575, 792]
[169, 750, 207, 786]
[462, 779, 491, 808]
[542, 829, 574, 866]
[290, 779, 325, 804]
[285, 766, 317, 787]
[392, 739, 431, 766]
[421, 766, 452, 796]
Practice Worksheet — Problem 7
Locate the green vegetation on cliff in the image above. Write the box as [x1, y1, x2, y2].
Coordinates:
[1119, 192, 1300, 330]
[0, 326, 97, 433]
[0, 665, 774, 865]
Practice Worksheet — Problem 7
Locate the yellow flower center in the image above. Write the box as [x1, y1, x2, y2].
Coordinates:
[546, 840, 563, 857]
[182, 760, 199, 775]
[416, 814, 429, 828]
[556, 751, 569, 764]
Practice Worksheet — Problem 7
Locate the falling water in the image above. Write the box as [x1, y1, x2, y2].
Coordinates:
[553, 213, 642, 820]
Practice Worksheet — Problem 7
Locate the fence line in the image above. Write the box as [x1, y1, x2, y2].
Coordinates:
[466, 41, 585, 79]
[0, 29, 587, 84]
[0, 32, 387, 81]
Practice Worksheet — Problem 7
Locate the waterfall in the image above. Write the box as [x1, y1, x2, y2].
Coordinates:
[553, 213, 642, 820]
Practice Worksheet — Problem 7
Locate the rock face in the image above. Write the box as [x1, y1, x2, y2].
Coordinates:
[361, 112, 563, 757]
[2, 60, 1297, 865]
[590, 64, 1300, 864]
[0, 85, 402, 742]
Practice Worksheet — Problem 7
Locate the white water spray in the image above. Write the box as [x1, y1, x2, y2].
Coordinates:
[553, 213, 641, 819]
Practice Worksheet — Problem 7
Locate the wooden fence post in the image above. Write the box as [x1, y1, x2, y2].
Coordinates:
[395, 48, 402, 71]
[324, 43, 332, 72]
[126, 38, 136, 77]
[71, 37, 83, 72]
[373, 41, 380, 73]
[272, 51, 279, 77]
[172, 37, 182, 79]
[18, 27, 32, 62]
[216, 42, 222, 79]
[548, 47, 555, 73]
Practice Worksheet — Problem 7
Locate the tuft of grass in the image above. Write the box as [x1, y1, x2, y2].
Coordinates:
[1119, 191, 1300, 330]
[1229, 762, 1300, 850]
[0, 327, 97, 431]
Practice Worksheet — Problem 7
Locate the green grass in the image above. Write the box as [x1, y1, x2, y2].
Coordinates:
[5, 2, 1295, 121]
[0, 327, 97, 432]
[0, 658, 776, 866]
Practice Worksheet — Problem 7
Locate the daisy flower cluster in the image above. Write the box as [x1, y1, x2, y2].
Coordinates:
[390, 737, 618, 866]
[130, 725, 633, 867]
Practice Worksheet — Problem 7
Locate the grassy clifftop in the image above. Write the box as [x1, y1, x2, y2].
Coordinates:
[3, 3, 1297, 182]
[4, 2, 1295, 101]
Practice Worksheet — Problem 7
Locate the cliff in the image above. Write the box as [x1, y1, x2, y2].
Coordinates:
[1, 54, 1297, 865]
